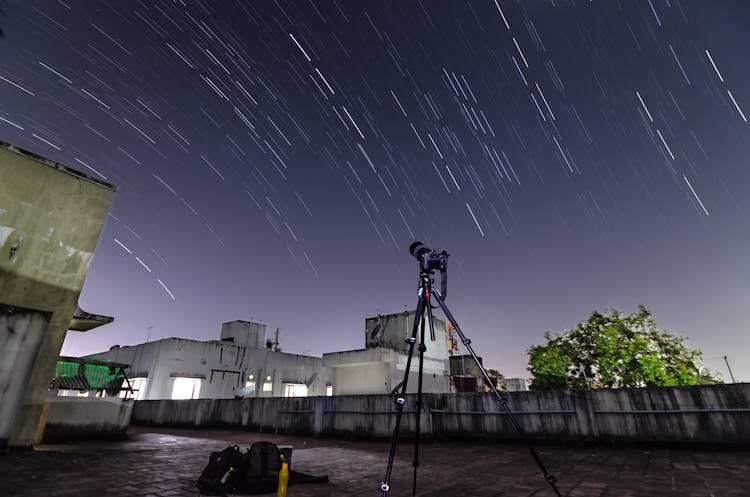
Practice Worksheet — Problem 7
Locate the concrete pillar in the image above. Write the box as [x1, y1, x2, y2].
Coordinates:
[0, 142, 115, 448]
[0, 308, 51, 447]
[313, 396, 325, 435]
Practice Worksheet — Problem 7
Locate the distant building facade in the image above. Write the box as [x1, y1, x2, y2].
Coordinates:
[88, 312, 507, 400]
[449, 355, 511, 392]
[450, 355, 487, 392]
[323, 311, 452, 395]
[88, 320, 333, 400]
[502, 377, 530, 392]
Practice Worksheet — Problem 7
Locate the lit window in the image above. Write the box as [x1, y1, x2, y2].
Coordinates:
[171, 377, 201, 399]
[262, 376, 273, 392]
[121, 377, 148, 400]
[326, 385, 333, 396]
[244, 381, 256, 393]
[283, 383, 308, 397]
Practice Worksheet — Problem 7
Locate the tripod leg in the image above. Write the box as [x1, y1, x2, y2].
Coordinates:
[426, 290, 436, 341]
[380, 291, 426, 496]
[411, 307, 429, 496]
[431, 289, 562, 497]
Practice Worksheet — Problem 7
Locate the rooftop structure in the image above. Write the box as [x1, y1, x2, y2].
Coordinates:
[88, 320, 333, 400]
[0, 141, 115, 449]
[323, 310, 452, 395]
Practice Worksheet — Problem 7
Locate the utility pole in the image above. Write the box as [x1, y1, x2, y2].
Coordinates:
[723, 356, 736, 383]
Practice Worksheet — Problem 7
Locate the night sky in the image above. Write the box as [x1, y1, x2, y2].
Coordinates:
[1, 1, 749, 382]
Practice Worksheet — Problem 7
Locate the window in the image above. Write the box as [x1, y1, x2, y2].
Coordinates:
[244, 381, 256, 393]
[326, 385, 333, 396]
[171, 377, 201, 399]
[262, 375, 273, 392]
[263, 376, 273, 392]
[283, 383, 308, 397]
[121, 377, 148, 400]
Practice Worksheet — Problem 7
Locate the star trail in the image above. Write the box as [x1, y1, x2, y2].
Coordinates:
[1, 0, 748, 381]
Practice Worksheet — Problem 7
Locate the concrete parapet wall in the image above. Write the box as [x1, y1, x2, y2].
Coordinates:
[43, 397, 133, 440]
[131, 384, 750, 444]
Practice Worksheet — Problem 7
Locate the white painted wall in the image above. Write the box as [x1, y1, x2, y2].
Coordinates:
[88, 313, 453, 400]
[89, 334, 333, 400]
[333, 363, 389, 395]
[43, 395, 133, 438]
[324, 345, 451, 395]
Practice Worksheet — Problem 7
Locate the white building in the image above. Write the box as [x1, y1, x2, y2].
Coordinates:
[502, 377, 530, 392]
[88, 311, 456, 400]
[88, 320, 333, 400]
[323, 310, 452, 395]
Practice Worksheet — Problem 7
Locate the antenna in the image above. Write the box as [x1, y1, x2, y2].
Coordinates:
[724, 356, 736, 383]
[134, 325, 153, 377]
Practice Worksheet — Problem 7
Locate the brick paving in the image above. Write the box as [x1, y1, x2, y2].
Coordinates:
[1, 426, 749, 496]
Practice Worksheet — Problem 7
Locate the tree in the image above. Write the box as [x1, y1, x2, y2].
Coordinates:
[486, 368, 505, 392]
[527, 305, 721, 390]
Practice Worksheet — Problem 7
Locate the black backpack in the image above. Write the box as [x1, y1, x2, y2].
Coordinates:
[234, 441, 283, 494]
[197, 441, 328, 495]
[196, 445, 246, 496]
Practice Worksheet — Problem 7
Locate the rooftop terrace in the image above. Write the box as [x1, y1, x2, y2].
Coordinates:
[1, 426, 749, 496]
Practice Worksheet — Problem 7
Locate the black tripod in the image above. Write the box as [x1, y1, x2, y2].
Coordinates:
[379, 242, 561, 497]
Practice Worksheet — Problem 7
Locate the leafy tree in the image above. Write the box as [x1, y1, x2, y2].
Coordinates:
[527, 305, 721, 390]
[487, 368, 504, 380]
[485, 368, 504, 391]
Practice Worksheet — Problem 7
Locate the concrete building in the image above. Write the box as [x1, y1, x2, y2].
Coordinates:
[502, 377, 530, 392]
[323, 310, 452, 395]
[88, 311, 456, 400]
[0, 141, 115, 449]
[88, 320, 334, 400]
[449, 354, 511, 392]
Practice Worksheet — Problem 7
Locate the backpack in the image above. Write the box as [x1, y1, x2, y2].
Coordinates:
[197, 441, 329, 495]
[196, 445, 246, 496]
[234, 441, 283, 494]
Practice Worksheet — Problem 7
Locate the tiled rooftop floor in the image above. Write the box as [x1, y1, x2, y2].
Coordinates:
[1, 426, 748, 496]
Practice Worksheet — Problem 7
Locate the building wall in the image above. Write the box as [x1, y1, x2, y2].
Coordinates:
[0, 142, 115, 448]
[43, 395, 133, 440]
[365, 311, 450, 363]
[325, 310, 452, 395]
[90, 335, 333, 400]
[503, 378, 530, 392]
[220, 320, 266, 349]
[333, 363, 389, 395]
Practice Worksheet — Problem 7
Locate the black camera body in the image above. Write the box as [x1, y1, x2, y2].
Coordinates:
[409, 241, 449, 273]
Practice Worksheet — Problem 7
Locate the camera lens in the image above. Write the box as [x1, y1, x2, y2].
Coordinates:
[409, 241, 431, 260]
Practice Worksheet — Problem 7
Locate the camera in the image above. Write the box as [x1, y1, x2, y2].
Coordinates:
[409, 241, 449, 273]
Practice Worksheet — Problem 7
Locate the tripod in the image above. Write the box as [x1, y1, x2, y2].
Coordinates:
[380, 245, 561, 496]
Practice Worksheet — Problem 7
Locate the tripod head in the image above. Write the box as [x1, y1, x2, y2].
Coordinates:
[409, 241, 448, 273]
[409, 241, 449, 299]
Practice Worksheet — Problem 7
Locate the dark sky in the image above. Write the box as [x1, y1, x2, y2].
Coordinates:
[1, 0, 748, 381]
